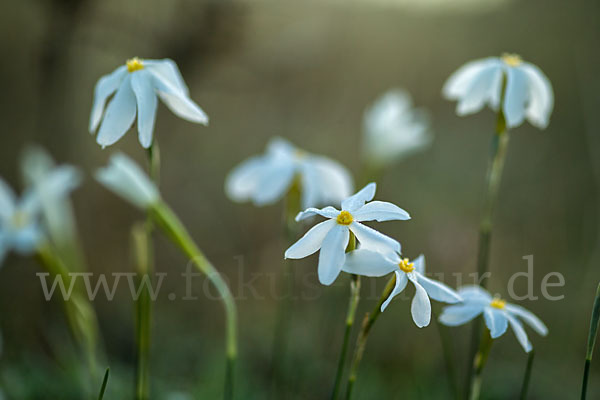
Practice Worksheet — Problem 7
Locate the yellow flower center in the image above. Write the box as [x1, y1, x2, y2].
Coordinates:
[501, 53, 522, 67]
[126, 57, 144, 72]
[336, 211, 354, 225]
[490, 298, 506, 309]
[398, 258, 414, 273]
[11, 211, 28, 229]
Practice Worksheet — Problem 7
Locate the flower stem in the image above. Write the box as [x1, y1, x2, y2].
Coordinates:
[150, 201, 237, 400]
[581, 282, 600, 399]
[97, 368, 110, 400]
[331, 234, 359, 400]
[468, 330, 494, 400]
[345, 274, 396, 400]
[519, 350, 535, 400]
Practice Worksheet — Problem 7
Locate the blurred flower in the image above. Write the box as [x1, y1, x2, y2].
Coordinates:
[225, 137, 353, 209]
[362, 89, 432, 167]
[96, 153, 160, 209]
[443, 53, 553, 129]
[344, 252, 461, 327]
[89, 58, 208, 149]
[439, 285, 548, 352]
[285, 183, 409, 285]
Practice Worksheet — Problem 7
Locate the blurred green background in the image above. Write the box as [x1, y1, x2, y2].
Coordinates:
[1, 0, 599, 398]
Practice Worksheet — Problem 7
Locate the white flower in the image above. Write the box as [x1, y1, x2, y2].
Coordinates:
[439, 285, 548, 352]
[443, 54, 553, 129]
[362, 89, 432, 167]
[96, 153, 160, 209]
[89, 57, 208, 149]
[225, 137, 353, 209]
[284, 183, 410, 285]
[343, 251, 461, 327]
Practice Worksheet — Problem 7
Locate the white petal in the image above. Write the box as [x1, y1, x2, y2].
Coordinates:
[483, 307, 508, 338]
[506, 314, 532, 352]
[144, 59, 189, 95]
[409, 274, 431, 327]
[284, 219, 335, 259]
[349, 222, 400, 254]
[266, 137, 296, 158]
[252, 160, 295, 205]
[416, 274, 462, 304]
[456, 63, 503, 116]
[96, 75, 137, 148]
[381, 271, 408, 312]
[505, 303, 548, 336]
[503, 66, 529, 128]
[457, 285, 493, 305]
[152, 73, 208, 125]
[438, 304, 484, 326]
[131, 70, 158, 149]
[89, 65, 127, 133]
[442, 58, 499, 100]
[300, 156, 353, 209]
[224, 156, 265, 203]
[295, 206, 339, 221]
[413, 254, 425, 274]
[341, 183, 376, 212]
[521, 63, 554, 129]
[341, 248, 398, 277]
[11, 223, 43, 254]
[0, 178, 16, 222]
[353, 201, 410, 222]
[38, 166, 82, 200]
[317, 224, 349, 285]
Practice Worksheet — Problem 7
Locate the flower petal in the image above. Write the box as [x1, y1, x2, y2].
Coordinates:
[416, 274, 462, 304]
[438, 304, 484, 326]
[131, 70, 158, 149]
[521, 63, 553, 129]
[381, 271, 408, 312]
[11, 223, 43, 254]
[413, 254, 425, 274]
[349, 222, 400, 254]
[96, 75, 137, 148]
[317, 224, 349, 285]
[409, 274, 431, 327]
[503, 66, 529, 128]
[295, 206, 339, 221]
[341, 248, 397, 277]
[252, 160, 295, 206]
[506, 314, 532, 352]
[0, 178, 16, 222]
[483, 307, 508, 338]
[353, 200, 410, 222]
[456, 63, 503, 116]
[152, 73, 208, 125]
[341, 183, 376, 212]
[284, 219, 335, 259]
[224, 156, 265, 203]
[300, 156, 353, 209]
[89, 65, 127, 133]
[144, 59, 189, 95]
[442, 58, 499, 100]
[505, 303, 548, 336]
[457, 285, 493, 305]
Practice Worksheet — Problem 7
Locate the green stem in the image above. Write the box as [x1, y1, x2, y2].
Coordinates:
[345, 275, 395, 400]
[97, 368, 110, 400]
[468, 330, 494, 400]
[581, 282, 600, 399]
[331, 234, 359, 400]
[519, 351, 535, 400]
[150, 201, 237, 400]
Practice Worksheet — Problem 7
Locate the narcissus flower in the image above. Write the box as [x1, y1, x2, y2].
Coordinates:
[443, 54, 553, 129]
[226, 137, 353, 209]
[343, 252, 461, 327]
[89, 58, 208, 149]
[95, 153, 160, 209]
[284, 183, 409, 285]
[439, 285, 548, 352]
[362, 89, 432, 167]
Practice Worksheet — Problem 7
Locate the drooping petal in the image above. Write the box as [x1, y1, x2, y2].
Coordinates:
[89, 65, 127, 133]
[295, 206, 339, 221]
[317, 224, 350, 285]
[266, 137, 296, 159]
[506, 314, 532, 352]
[409, 273, 431, 328]
[483, 307, 508, 338]
[224, 156, 265, 203]
[456, 63, 503, 116]
[252, 160, 295, 206]
[341, 183, 376, 212]
[341, 248, 397, 277]
[284, 219, 335, 259]
[520, 63, 554, 129]
[349, 222, 400, 254]
[300, 156, 353, 209]
[416, 274, 462, 304]
[131, 70, 158, 148]
[96, 75, 137, 148]
[442, 58, 499, 100]
[503, 66, 529, 128]
[144, 59, 189, 95]
[353, 200, 410, 222]
[381, 271, 408, 312]
[505, 303, 548, 336]
[438, 304, 484, 326]
[457, 285, 493, 305]
[0, 178, 16, 222]
[152, 73, 208, 125]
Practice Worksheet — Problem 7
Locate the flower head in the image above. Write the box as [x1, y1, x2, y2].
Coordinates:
[95, 153, 160, 209]
[443, 54, 553, 129]
[343, 251, 461, 327]
[439, 285, 548, 352]
[225, 137, 353, 209]
[89, 58, 208, 149]
[363, 89, 432, 167]
[284, 183, 410, 285]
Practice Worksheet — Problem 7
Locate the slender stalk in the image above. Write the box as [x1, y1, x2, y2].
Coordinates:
[519, 351, 535, 400]
[468, 330, 494, 400]
[331, 234, 359, 400]
[150, 201, 237, 400]
[581, 282, 600, 399]
[345, 275, 395, 400]
[97, 368, 110, 400]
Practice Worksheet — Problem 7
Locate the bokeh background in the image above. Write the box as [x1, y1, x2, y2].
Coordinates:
[1, 0, 599, 398]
